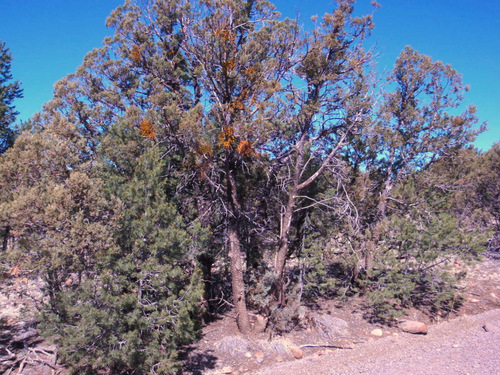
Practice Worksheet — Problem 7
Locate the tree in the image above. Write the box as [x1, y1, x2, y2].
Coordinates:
[34, 0, 376, 332]
[40, 123, 204, 374]
[267, 0, 374, 307]
[0, 40, 23, 154]
[351, 46, 483, 272]
[0, 114, 118, 304]
[476, 144, 500, 252]
[0, 41, 23, 253]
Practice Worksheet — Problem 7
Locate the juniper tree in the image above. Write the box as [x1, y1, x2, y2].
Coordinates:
[0, 115, 119, 303]
[358, 46, 483, 270]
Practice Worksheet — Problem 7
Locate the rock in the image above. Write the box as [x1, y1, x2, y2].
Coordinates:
[470, 298, 480, 303]
[254, 351, 264, 364]
[399, 320, 428, 334]
[222, 366, 233, 374]
[312, 314, 349, 340]
[244, 352, 252, 358]
[370, 328, 383, 337]
[289, 345, 303, 359]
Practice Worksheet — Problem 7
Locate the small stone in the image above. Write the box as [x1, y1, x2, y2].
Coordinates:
[254, 351, 264, 364]
[370, 328, 383, 337]
[289, 345, 303, 359]
[222, 366, 233, 374]
[399, 320, 428, 335]
[470, 298, 480, 303]
[453, 344, 460, 348]
[245, 352, 252, 358]
[490, 292, 497, 298]
[392, 332, 399, 336]
[275, 355, 284, 363]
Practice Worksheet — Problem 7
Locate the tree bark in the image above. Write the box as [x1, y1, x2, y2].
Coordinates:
[228, 221, 250, 333]
[274, 187, 297, 305]
[273, 133, 306, 305]
[226, 158, 250, 334]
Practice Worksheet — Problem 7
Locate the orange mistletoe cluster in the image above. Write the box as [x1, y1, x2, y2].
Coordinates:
[236, 140, 257, 157]
[130, 45, 141, 64]
[139, 120, 157, 139]
[218, 126, 237, 149]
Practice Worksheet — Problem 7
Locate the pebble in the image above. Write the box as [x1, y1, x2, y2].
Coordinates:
[371, 328, 383, 336]
[289, 345, 304, 359]
[254, 351, 264, 364]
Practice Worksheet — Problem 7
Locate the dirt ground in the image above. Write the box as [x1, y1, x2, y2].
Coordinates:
[185, 255, 500, 375]
[1, 255, 499, 374]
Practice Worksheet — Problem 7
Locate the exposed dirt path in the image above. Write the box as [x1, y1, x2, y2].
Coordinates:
[251, 308, 500, 375]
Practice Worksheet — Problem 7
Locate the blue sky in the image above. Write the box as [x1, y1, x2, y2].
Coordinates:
[1, 0, 498, 151]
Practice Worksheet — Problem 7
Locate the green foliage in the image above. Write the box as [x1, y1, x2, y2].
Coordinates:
[0, 40, 22, 154]
[41, 269, 203, 374]
[39, 128, 205, 374]
[1, 1, 497, 368]
[0, 116, 118, 301]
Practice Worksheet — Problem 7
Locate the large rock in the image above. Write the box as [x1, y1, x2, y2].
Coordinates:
[311, 314, 349, 340]
[399, 320, 428, 334]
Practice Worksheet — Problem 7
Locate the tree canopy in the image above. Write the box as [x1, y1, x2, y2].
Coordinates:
[0, 1, 494, 373]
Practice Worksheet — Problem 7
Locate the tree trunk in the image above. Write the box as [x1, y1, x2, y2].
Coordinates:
[274, 188, 297, 305]
[226, 159, 250, 334]
[273, 134, 306, 306]
[228, 222, 250, 333]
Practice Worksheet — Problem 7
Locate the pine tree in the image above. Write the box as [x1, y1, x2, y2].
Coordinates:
[40, 124, 204, 373]
[0, 40, 23, 154]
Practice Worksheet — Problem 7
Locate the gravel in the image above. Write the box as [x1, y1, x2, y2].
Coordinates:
[251, 309, 500, 375]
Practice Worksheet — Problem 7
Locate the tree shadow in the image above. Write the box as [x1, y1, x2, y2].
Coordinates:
[179, 347, 218, 375]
